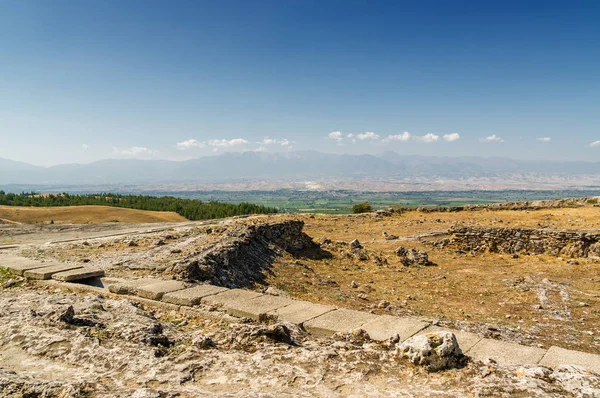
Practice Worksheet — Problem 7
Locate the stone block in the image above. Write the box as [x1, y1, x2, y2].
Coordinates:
[361, 315, 429, 342]
[162, 284, 229, 306]
[268, 300, 335, 325]
[224, 294, 294, 321]
[24, 264, 84, 280]
[200, 289, 263, 307]
[134, 280, 189, 300]
[302, 308, 378, 337]
[539, 346, 600, 373]
[466, 338, 546, 365]
[108, 279, 160, 295]
[2, 256, 55, 276]
[52, 267, 105, 282]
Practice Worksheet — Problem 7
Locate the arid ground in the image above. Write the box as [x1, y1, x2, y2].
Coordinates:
[1, 203, 599, 396]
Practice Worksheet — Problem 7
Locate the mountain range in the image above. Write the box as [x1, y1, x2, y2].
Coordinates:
[1, 151, 599, 186]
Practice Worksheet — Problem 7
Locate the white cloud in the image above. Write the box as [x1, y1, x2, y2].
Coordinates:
[118, 146, 158, 157]
[357, 131, 380, 141]
[347, 133, 354, 138]
[81, 144, 90, 150]
[415, 133, 440, 143]
[207, 138, 249, 149]
[260, 137, 291, 146]
[327, 131, 344, 142]
[443, 133, 460, 142]
[537, 137, 551, 142]
[176, 139, 205, 150]
[590, 140, 600, 148]
[382, 132, 411, 143]
[481, 134, 505, 143]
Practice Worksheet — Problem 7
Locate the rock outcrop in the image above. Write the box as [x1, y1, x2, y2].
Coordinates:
[173, 220, 330, 287]
[436, 226, 600, 258]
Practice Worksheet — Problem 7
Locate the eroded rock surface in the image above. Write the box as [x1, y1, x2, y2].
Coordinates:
[173, 220, 330, 287]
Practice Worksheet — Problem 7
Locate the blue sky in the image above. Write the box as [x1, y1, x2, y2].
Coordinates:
[1, 0, 599, 166]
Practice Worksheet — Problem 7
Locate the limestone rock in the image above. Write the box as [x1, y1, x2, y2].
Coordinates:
[397, 332, 466, 371]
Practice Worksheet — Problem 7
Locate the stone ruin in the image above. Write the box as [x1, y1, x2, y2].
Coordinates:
[173, 220, 330, 287]
[435, 226, 600, 258]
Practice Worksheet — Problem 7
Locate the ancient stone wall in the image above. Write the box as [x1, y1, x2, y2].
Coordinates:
[399, 196, 600, 214]
[436, 226, 600, 258]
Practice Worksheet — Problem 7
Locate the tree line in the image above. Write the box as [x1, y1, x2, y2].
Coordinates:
[0, 191, 278, 220]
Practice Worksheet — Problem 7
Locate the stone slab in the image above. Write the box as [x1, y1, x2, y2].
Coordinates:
[200, 289, 263, 307]
[539, 346, 600, 373]
[420, 327, 483, 352]
[24, 264, 84, 280]
[466, 338, 547, 366]
[1, 256, 55, 276]
[361, 315, 430, 342]
[303, 308, 378, 337]
[51, 267, 105, 282]
[162, 284, 229, 306]
[135, 280, 189, 300]
[108, 279, 160, 295]
[224, 295, 294, 321]
[268, 300, 335, 325]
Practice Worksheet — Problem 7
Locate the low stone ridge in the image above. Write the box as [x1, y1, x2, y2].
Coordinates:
[24, 264, 84, 280]
[435, 226, 600, 258]
[539, 346, 600, 374]
[268, 300, 335, 325]
[173, 220, 330, 287]
[134, 280, 189, 300]
[302, 308, 378, 337]
[397, 332, 466, 371]
[466, 338, 547, 366]
[51, 267, 105, 282]
[361, 315, 429, 342]
[224, 294, 294, 321]
[162, 284, 229, 306]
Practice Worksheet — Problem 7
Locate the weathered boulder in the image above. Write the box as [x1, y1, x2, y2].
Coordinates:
[397, 332, 465, 371]
[396, 246, 432, 266]
[350, 239, 362, 249]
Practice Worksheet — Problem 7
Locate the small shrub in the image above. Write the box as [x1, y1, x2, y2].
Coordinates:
[352, 201, 373, 214]
[587, 198, 598, 205]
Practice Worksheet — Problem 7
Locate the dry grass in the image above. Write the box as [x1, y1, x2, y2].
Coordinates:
[0, 205, 187, 224]
[261, 208, 600, 353]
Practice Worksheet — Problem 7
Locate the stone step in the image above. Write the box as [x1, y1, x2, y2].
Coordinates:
[539, 346, 600, 374]
[267, 300, 335, 325]
[162, 284, 229, 306]
[1, 256, 57, 276]
[200, 289, 263, 307]
[224, 294, 294, 321]
[134, 280, 190, 300]
[465, 338, 547, 366]
[24, 264, 84, 280]
[303, 308, 378, 337]
[107, 279, 161, 295]
[361, 315, 430, 342]
[51, 267, 105, 282]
